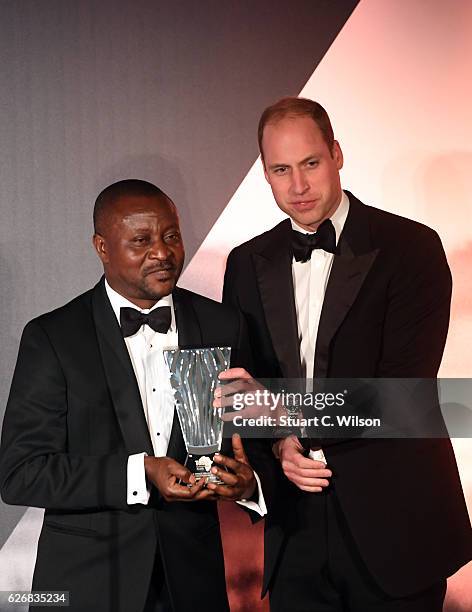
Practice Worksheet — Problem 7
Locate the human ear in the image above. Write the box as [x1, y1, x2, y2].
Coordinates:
[92, 234, 109, 264]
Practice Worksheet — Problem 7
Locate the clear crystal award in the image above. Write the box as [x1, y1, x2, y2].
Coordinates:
[163, 346, 231, 483]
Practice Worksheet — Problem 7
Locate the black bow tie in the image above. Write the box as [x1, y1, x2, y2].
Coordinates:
[120, 306, 171, 337]
[291, 219, 336, 262]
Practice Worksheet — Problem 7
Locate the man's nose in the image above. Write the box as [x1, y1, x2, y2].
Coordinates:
[148, 239, 171, 259]
[290, 169, 309, 195]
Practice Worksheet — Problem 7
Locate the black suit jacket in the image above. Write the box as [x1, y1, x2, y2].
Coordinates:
[0, 278, 250, 612]
[223, 192, 472, 597]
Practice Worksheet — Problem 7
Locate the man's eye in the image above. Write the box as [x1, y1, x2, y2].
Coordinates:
[165, 233, 181, 242]
[133, 236, 147, 244]
[273, 167, 288, 175]
[307, 160, 319, 168]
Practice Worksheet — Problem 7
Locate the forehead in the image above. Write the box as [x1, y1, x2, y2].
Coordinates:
[262, 116, 326, 160]
[111, 195, 178, 227]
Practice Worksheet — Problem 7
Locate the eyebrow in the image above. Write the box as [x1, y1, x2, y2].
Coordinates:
[299, 154, 319, 164]
[128, 224, 180, 233]
[267, 154, 319, 171]
[267, 162, 287, 171]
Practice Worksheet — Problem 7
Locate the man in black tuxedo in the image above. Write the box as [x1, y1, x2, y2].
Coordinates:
[220, 98, 472, 611]
[0, 179, 257, 612]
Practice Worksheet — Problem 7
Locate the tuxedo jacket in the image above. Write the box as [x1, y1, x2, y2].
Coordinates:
[223, 192, 472, 597]
[0, 278, 250, 612]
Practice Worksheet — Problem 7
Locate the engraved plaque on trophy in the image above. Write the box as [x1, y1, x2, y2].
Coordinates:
[163, 346, 231, 483]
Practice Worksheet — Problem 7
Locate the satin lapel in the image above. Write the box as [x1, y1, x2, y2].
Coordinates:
[253, 220, 302, 378]
[92, 279, 154, 455]
[314, 195, 379, 377]
[173, 287, 203, 348]
[166, 288, 203, 463]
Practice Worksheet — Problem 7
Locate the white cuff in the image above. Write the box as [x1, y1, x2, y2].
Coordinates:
[237, 470, 267, 516]
[127, 453, 150, 505]
[308, 448, 327, 465]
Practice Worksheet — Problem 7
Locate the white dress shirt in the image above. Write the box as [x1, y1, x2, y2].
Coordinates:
[291, 191, 350, 463]
[105, 281, 266, 515]
[106, 281, 178, 504]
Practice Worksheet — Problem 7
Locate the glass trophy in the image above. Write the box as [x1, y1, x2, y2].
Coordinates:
[164, 346, 231, 483]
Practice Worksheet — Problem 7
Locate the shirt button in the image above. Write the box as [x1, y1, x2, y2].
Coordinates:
[152, 388, 156, 392]
[156, 432, 161, 436]
[132, 491, 138, 496]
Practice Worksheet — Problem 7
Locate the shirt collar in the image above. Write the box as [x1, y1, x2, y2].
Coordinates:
[105, 280, 176, 332]
[290, 190, 350, 246]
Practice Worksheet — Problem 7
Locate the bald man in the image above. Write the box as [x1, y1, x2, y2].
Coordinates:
[0, 180, 256, 612]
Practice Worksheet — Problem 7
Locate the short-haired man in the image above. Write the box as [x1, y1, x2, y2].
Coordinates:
[221, 98, 472, 611]
[0, 179, 257, 612]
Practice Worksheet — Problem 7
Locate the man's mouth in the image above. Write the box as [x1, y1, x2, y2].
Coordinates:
[144, 265, 175, 280]
[290, 199, 318, 211]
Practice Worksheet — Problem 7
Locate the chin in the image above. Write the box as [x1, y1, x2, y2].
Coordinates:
[293, 214, 323, 229]
[156, 285, 175, 299]
[144, 279, 176, 300]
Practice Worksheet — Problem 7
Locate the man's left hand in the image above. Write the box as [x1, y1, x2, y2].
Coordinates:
[206, 434, 256, 501]
[275, 435, 332, 492]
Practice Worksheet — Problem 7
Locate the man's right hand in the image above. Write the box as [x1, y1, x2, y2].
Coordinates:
[144, 456, 216, 502]
[274, 435, 332, 493]
[214, 367, 285, 421]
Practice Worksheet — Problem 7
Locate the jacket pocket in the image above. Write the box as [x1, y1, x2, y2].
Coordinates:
[43, 519, 100, 539]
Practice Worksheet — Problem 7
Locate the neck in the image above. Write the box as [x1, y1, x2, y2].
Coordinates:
[126, 297, 158, 310]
